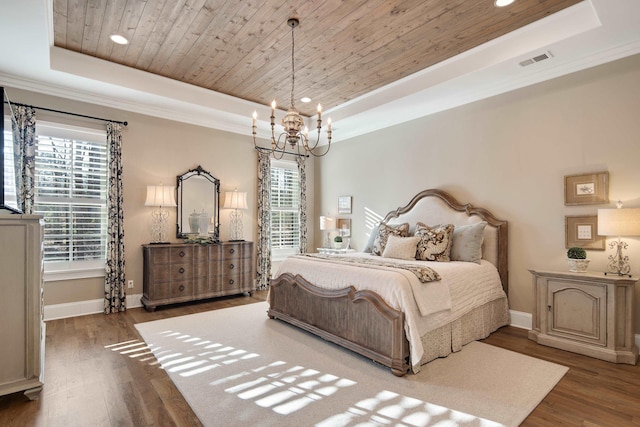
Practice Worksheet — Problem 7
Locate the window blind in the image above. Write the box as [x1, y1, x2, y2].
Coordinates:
[34, 128, 108, 263]
[270, 160, 300, 253]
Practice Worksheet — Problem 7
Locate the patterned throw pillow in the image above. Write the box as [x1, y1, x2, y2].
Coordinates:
[415, 222, 455, 262]
[371, 222, 409, 256]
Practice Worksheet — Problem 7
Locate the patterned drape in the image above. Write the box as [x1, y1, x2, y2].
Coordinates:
[296, 155, 307, 254]
[256, 150, 272, 289]
[12, 106, 36, 214]
[104, 122, 126, 314]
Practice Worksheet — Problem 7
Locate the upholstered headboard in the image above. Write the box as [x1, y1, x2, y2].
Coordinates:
[383, 189, 508, 293]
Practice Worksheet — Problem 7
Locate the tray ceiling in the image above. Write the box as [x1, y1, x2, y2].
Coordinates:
[52, 0, 582, 118]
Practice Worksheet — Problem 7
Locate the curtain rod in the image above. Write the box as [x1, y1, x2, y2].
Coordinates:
[255, 146, 309, 158]
[5, 101, 128, 126]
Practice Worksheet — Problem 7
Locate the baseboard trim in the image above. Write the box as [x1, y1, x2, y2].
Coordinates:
[44, 294, 143, 321]
[509, 309, 532, 330]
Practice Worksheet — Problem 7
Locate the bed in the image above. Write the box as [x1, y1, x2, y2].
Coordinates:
[267, 189, 509, 376]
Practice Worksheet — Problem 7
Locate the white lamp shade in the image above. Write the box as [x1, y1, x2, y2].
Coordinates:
[597, 208, 640, 236]
[144, 185, 176, 207]
[223, 191, 248, 210]
[319, 216, 335, 231]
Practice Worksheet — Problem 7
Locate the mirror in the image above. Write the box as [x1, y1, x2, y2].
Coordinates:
[177, 165, 220, 241]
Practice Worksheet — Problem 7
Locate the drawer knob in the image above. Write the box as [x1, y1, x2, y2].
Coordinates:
[229, 248, 235, 254]
[179, 251, 185, 257]
[229, 263, 235, 270]
[179, 285, 185, 292]
[179, 267, 185, 274]
[229, 279, 235, 285]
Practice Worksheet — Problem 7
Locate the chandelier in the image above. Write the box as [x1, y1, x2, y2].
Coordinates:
[252, 17, 332, 158]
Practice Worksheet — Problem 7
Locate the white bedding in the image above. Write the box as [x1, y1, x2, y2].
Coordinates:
[275, 252, 507, 370]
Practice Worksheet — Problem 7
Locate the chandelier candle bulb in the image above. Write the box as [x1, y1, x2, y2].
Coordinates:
[270, 100, 276, 126]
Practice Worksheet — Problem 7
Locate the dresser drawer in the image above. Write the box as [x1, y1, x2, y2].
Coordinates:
[221, 272, 251, 291]
[170, 246, 192, 261]
[152, 280, 193, 300]
[169, 262, 193, 281]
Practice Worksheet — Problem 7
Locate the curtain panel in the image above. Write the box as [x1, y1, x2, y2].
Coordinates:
[296, 155, 307, 254]
[104, 122, 126, 314]
[12, 105, 36, 214]
[256, 150, 272, 289]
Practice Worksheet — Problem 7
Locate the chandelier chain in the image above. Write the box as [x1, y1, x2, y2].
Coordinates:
[290, 23, 295, 110]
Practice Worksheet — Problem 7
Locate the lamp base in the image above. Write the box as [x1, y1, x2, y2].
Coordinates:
[149, 241, 170, 245]
[228, 239, 245, 242]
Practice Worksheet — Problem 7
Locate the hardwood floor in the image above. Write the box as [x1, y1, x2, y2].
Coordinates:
[1, 291, 638, 426]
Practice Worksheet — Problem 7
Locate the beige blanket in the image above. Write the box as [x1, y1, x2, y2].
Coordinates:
[298, 253, 447, 317]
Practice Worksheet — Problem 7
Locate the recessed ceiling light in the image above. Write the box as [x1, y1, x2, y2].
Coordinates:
[300, 97, 311, 103]
[110, 34, 129, 45]
[495, 0, 515, 6]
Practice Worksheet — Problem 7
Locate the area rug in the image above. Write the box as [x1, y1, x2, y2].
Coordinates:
[135, 302, 567, 426]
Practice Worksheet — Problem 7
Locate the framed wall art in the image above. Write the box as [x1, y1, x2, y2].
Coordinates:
[337, 218, 351, 237]
[564, 171, 609, 205]
[565, 215, 605, 250]
[338, 195, 352, 214]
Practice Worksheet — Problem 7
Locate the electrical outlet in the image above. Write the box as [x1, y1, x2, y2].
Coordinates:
[127, 280, 134, 289]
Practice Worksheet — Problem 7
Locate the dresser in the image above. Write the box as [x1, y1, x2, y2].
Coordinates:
[528, 269, 638, 364]
[0, 215, 45, 400]
[142, 241, 255, 310]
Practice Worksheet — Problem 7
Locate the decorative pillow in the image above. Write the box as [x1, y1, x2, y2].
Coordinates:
[450, 222, 487, 264]
[382, 235, 421, 260]
[415, 222, 454, 262]
[363, 224, 380, 253]
[371, 222, 409, 256]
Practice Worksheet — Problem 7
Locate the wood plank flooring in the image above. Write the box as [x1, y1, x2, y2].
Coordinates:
[1, 290, 638, 426]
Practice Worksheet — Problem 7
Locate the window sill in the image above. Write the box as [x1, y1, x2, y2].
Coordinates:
[44, 266, 105, 282]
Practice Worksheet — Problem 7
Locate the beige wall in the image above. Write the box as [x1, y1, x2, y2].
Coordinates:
[5, 87, 314, 305]
[315, 54, 640, 332]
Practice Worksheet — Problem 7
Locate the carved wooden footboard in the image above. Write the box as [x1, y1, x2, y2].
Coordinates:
[268, 272, 410, 376]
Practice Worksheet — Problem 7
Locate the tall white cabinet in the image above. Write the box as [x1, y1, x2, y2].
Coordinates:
[0, 215, 45, 400]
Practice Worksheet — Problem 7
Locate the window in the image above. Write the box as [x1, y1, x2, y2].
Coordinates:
[33, 122, 108, 281]
[270, 159, 300, 260]
[2, 119, 17, 208]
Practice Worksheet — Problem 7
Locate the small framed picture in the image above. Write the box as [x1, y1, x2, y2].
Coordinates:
[338, 196, 352, 214]
[564, 172, 609, 205]
[565, 215, 605, 250]
[337, 218, 351, 237]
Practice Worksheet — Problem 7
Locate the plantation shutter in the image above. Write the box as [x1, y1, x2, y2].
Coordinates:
[270, 159, 300, 258]
[34, 123, 108, 264]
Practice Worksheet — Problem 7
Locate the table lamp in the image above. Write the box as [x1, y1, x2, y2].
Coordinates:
[145, 184, 177, 244]
[597, 201, 640, 276]
[319, 215, 335, 248]
[223, 190, 248, 241]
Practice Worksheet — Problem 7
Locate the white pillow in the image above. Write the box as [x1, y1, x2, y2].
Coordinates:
[382, 235, 421, 260]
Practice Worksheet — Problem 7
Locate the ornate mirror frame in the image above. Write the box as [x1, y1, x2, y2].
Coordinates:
[176, 165, 220, 241]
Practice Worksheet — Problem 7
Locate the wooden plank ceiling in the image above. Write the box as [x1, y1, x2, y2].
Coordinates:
[53, 0, 582, 117]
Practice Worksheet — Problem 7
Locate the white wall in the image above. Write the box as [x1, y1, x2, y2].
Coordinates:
[315, 53, 640, 332]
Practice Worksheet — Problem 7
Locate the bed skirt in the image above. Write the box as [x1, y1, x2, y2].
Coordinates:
[417, 296, 510, 370]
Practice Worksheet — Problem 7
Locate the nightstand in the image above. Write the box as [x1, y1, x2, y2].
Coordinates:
[316, 248, 356, 255]
[528, 269, 638, 364]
